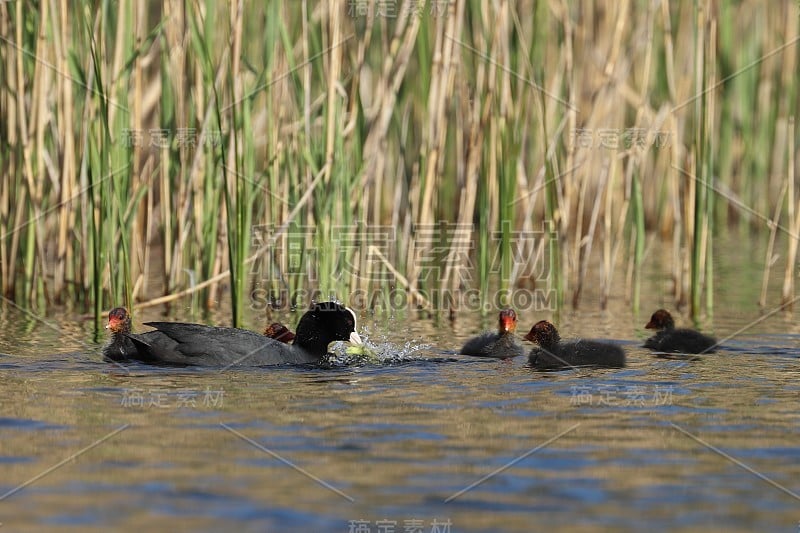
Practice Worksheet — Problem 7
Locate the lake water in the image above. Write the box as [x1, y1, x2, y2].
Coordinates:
[1, 292, 798, 532]
[2, 233, 800, 531]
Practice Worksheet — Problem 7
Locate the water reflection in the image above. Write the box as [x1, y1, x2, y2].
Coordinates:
[1, 287, 799, 529]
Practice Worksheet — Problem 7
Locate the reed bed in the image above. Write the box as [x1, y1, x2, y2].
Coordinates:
[0, 0, 797, 323]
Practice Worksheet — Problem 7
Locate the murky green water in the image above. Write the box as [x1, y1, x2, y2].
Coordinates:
[1, 237, 799, 531]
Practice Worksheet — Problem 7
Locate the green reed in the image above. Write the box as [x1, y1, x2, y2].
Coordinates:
[0, 1, 797, 324]
[630, 169, 646, 314]
[85, 6, 112, 330]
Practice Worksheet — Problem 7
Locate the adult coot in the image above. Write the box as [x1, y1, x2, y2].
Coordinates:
[643, 309, 717, 354]
[107, 302, 361, 367]
[460, 309, 525, 359]
[105, 310, 299, 361]
[524, 320, 626, 369]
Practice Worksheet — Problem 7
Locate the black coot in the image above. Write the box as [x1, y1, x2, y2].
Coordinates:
[460, 309, 525, 359]
[524, 320, 626, 369]
[103, 307, 175, 363]
[643, 309, 717, 354]
[106, 302, 361, 367]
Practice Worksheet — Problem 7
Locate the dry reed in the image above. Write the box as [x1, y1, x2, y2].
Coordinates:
[0, 0, 797, 322]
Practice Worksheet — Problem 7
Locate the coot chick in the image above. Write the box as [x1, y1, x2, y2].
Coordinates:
[524, 320, 626, 369]
[263, 323, 295, 343]
[103, 307, 177, 363]
[460, 309, 525, 359]
[644, 309, 717, 354]
[123, 301, 362, 367]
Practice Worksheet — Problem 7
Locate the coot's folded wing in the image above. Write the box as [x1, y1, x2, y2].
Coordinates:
[140, 322, 307, 366]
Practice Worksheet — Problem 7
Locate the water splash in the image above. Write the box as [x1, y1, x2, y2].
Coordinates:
[326, 336, 434, 367]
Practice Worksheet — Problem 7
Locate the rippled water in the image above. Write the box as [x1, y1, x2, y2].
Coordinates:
[1, 293, 798, 532]
[2, 225, 800, 531]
